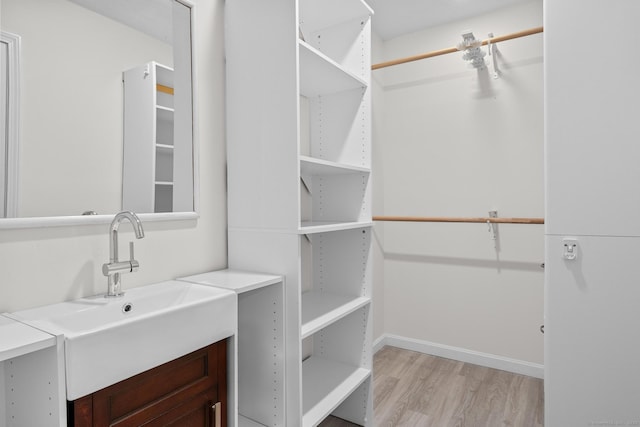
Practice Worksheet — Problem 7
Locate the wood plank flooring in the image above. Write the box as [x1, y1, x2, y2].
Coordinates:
[319, 346, 544, 427]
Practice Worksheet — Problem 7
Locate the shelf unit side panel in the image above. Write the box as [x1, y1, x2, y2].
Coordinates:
[156, 112, 175, 146]
[0, 364, 4, 427]
[301, 233, 314, 363]
[300, 96, 311, 157]
[298, 42, 366, 97]
[300, 180, 312, 226]
[301, 357, 370, 427]
[226, 0, 301, 230]
[228, 229, 303, 426]
[309, 87, 371, 167]
[123, 65, 157, 213]
[309, 173, 370, 223]
[238, 285, 285, 427]
[3, 346, 65, 426]
[155, 149, 174, 182]
[311, 227, 372, 297]
[307, 18, 372, 82]
[154, 183, 173, 213]
[331, 378, 373, 426]
[313, 305, 372, 369]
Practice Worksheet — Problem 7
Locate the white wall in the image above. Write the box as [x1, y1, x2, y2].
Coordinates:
[374, 0, 544, 365]
[0, 0, 227, 313]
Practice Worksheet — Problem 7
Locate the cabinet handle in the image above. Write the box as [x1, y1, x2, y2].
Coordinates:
[211, 401, 221, 427]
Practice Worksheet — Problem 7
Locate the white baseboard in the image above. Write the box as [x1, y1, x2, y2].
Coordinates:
[372, 333, 544, 379]
[372, 335, 386, 354]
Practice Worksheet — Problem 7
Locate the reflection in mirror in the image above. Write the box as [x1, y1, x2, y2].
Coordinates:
[1, 30, 20, 218]
[0, 0, 195, 220]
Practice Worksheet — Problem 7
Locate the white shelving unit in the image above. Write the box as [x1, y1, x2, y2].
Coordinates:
[123, 61, 193, 213]
[301, 292, 370, 339]
[178, 270, 285, 427]
[0, 315, 65, 427]
[301, 357, 370, 427]
[226, 1, 373, 425]
[298, 42, 367, 96]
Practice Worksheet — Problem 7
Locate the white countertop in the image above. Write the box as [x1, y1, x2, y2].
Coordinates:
[0, 314, 56, 362]
[178, 269, 283, 294]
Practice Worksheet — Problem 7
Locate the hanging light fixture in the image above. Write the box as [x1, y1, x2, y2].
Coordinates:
[456, 30, 486, 69]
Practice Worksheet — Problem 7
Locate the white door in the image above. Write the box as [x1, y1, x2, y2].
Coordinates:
[545, 235, 640, 425]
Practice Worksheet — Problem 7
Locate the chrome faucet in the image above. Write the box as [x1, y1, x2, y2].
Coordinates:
[102, 211, 145, 297]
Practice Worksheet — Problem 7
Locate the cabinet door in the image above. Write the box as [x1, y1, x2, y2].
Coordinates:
[70, 340, 227, 427]
[144, 392, 220, 427]
[545, 0, 640, 237]
[545, 235, 640, 426]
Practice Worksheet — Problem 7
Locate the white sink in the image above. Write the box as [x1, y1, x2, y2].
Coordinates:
[10, 280, 237, 400]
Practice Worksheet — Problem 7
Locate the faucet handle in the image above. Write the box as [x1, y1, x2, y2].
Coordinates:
[129, 241, 140, 273]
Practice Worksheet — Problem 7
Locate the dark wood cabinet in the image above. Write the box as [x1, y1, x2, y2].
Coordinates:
[69, 339, 227, 427]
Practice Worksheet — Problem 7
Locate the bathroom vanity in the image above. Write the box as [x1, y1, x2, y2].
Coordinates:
[0, 270, 289, 427]
[68, 340, 227, 426]
[0, 280, 238, 427]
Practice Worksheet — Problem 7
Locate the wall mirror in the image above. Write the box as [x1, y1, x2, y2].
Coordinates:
[0, 0, 197, 228]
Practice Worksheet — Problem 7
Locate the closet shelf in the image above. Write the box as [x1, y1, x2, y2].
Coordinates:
[300, 156, 370, 176]
[302, 356, 371, 427]
[299, 0, 373, 36]
[299, 221, 373, 234]
[154, 181, 173, 186]
[301, 292, 370, 339]
[179, 270, 282, 295]
[299, 41, 367, 97]
[0, 315, 56, 362]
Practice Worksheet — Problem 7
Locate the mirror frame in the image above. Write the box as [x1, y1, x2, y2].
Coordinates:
[0, 0, 199, 229]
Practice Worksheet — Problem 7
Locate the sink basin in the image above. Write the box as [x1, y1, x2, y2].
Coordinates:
[10, 280, 237, 400]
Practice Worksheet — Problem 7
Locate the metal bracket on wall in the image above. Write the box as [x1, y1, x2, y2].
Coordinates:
[300, 176, 311, 195]
[487, 33, 501, 79]
[487, 210, 499, 248]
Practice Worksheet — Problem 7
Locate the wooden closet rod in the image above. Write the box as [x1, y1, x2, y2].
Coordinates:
[372, 26, 543, 70]
[373, 216, 544, 225]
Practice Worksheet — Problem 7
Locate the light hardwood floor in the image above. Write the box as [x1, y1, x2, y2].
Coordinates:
[320, 346, 544, 427]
